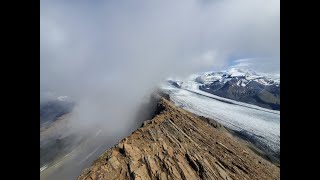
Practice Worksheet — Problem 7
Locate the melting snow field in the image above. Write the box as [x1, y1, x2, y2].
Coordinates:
[160, 82, 280, 156]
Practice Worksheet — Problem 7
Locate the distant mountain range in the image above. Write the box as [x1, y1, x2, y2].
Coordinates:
[169, 68, 280, 110]
[40, 96, 74, 128]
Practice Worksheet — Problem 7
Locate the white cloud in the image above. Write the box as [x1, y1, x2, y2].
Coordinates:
[40, 0, 280, 150]
[231, 57, 280, 74]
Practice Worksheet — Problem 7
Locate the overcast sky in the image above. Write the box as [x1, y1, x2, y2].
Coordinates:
[40, 0, 279, 134]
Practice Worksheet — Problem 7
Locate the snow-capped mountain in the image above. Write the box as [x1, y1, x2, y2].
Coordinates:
[195, 68, 279, 86]
[168, 68, 280, 110]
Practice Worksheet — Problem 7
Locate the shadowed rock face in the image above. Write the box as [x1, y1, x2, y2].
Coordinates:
[78, 98, 280, 180]
[40, 99, 74, 128]
[199, 81, 280, 110]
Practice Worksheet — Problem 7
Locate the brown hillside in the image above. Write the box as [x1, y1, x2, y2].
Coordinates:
[78, 98, 280, 180]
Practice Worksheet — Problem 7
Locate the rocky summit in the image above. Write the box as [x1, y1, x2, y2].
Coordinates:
[78, 97, 279, 180]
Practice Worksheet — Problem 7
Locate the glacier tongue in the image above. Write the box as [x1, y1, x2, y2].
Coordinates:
[160, 82, 280, 156]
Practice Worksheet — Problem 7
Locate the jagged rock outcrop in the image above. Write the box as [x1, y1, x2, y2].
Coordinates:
[78, 98, 280, 180]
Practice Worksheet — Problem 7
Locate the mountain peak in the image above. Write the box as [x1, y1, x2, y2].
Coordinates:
[223, 67, 258, 77]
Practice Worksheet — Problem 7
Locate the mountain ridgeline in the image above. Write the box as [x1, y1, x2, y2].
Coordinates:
[172, 68, 280, 110]
[78, 97, 280, 180]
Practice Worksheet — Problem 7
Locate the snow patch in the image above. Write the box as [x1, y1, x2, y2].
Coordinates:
[57, 96, 69, 101]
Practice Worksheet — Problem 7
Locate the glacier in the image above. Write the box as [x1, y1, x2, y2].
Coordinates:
[160, 80, 280, 157]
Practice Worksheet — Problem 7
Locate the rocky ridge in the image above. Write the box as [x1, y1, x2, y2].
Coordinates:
[78, 97, 280, 180]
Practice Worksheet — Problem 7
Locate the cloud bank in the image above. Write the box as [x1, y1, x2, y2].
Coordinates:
[231, 58, 280, 74]
[41, 0, 279, 137]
